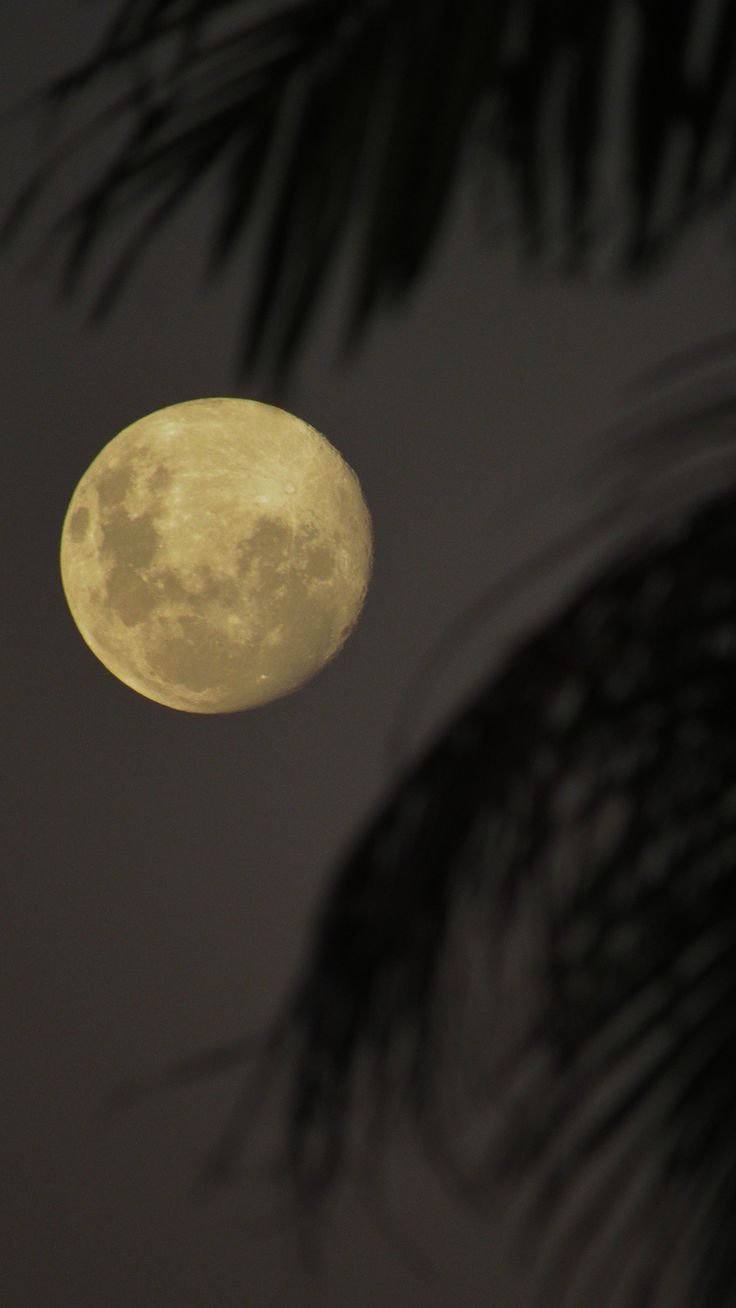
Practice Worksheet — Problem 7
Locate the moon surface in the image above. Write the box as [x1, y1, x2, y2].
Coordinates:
[60, 398, 373, 712]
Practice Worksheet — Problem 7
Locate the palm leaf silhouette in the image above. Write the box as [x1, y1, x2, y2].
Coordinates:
[23, 4, 736, 1300]
[6, 0, 736, 372]
[107, 351, 736, 1306]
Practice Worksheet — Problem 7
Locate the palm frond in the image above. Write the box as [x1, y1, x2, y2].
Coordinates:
[98, 363, 736, 1305]
[252, 483, 736, 1307]
[6, 0, 736, 373]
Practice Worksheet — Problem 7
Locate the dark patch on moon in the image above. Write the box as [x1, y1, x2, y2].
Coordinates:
[101, 509, 159, 569]
[99, 509, 160, 626]
[236, 518, 292, 579]
[68, 507, 90, 542]
[192, 563, 240, 607]
[147, 464, 172, 492]
[105, 566, 158, 626]
[96, 463, 134, 507]
[150, 614, 252, 693]
[149, 564, 239, 608]
[152, 568, 193, 603]
[237, 517, 336, 586]
[262, 570, 337, 664]
[306, 544, 335, 580]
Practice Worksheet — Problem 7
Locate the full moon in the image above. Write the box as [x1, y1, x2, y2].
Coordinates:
[60, 398, 373, 712]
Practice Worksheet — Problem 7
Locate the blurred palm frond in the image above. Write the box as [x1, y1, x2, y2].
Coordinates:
[257, 489, 736, 1307]
[6, 0, 736, 373]
[104, 361, 736, 1308]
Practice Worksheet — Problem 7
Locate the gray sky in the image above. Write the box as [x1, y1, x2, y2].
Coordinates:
[4, 5, 736, 1305]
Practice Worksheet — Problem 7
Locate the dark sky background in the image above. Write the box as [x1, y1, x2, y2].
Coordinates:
[4, 5, 736, 1306]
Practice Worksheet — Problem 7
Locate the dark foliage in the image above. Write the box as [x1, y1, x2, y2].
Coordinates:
[242, 503, 736, 1307]
[25, 3, 736, 1300]
[6, 0, 736, 372]
[109, 355, 736, 1307]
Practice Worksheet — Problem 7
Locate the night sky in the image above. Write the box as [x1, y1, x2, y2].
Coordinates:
[4, 5, 736, 1305]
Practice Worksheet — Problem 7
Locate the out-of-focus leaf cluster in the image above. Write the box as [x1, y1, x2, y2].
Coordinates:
[6, 0, 736, 373]
[110, 352, 736, 1307]
[252, 480, 736, 1308]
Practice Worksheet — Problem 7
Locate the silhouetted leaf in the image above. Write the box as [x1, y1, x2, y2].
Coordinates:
[100, 349, 736, 1308]
[6, 0, 736, 372]
[561, 2, 616, 259]
[249, 482, 736, 1307]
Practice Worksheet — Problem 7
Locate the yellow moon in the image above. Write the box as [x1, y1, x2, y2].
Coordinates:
[60, 398, 373, 712]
